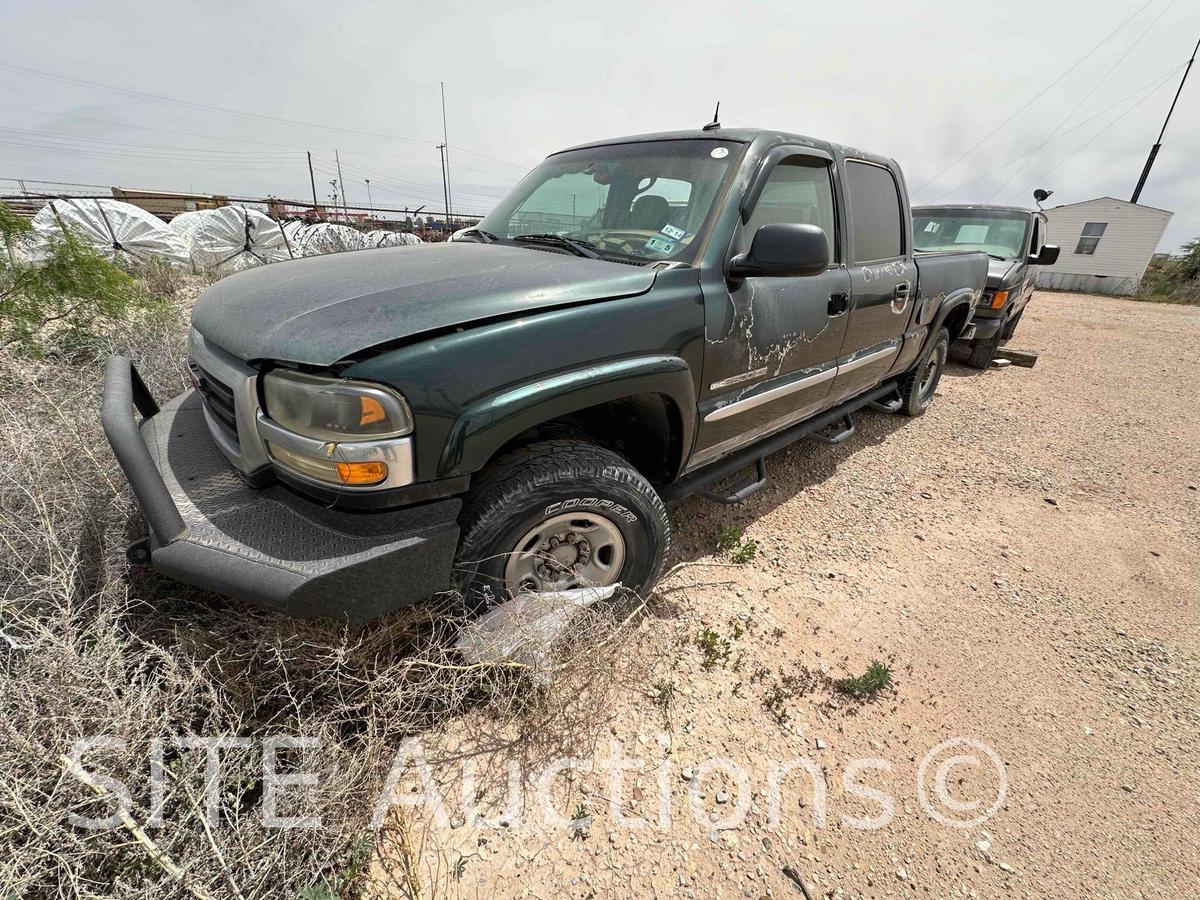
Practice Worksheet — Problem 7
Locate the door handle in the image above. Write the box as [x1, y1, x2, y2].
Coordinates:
[894, 282, 911, 299]
[828, 292, 849, 317]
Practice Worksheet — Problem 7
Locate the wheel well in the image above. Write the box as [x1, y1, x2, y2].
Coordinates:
[490, 393, 684, 483]
[942, 303, 972, 341]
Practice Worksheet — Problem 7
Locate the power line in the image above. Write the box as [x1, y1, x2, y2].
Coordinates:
[923, 63, 1185, 203]
[0, 62, 533, 171]
[1131, 32, 1200, 202]
[1004, 71, 1184, 203]
[985, 0, 1177, 201]
[912, 0, 1157, 196]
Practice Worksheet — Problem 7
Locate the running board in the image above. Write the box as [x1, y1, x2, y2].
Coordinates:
[809, 413, 855, 445]
[659, 380, 899, 504]
[870, 388, 903, 413]
[697, 458, 768, 505]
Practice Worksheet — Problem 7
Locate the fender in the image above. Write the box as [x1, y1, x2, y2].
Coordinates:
[929, 286, 978, 341]
[894, 286, 977, 374]
[438, 355, 697, 478]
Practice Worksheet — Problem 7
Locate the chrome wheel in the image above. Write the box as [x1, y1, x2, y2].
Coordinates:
[503, 512, 626, 594]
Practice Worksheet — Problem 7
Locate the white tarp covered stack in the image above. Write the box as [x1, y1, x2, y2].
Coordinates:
[170, 207, 294, 274]
[294, 222, 366, 256]
[364, 230, 405, 248]
[31, 199, 190, 268]
[364, 230, 423, 247]
[281, 219, 308, 250]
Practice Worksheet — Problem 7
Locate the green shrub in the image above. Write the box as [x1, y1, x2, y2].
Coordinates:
[0, 202, 163, 354]
[835, 660, 894, 699]
[1137, 237, 1200, 305]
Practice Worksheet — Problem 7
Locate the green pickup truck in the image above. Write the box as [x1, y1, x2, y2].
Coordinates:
[104, 127, 987, 623]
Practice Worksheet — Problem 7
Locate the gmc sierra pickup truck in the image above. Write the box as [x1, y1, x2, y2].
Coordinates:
[913, 204, 1059, 368]
[104, 127, 987, 623]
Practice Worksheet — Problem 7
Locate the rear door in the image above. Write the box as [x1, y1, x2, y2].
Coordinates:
[691, 150, 850, 470]
[828, 159, 915, 403]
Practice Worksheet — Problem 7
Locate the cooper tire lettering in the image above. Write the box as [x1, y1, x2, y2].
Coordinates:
[544, 497, 638, 525]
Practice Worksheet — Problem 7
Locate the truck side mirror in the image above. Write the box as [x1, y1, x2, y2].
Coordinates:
[1031, 244, 1060, 266]
[729, 223, 829, 279]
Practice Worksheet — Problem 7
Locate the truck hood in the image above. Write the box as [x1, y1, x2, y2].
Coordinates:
[190, 242, 657, 366]
[986, 257, 1018, 288]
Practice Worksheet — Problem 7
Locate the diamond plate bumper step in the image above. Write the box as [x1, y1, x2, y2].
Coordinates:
[102, 357, 461, 624]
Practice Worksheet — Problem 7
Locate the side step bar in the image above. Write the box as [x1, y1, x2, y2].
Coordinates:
[697, 457, 768, 505]
[660, 380, 898, 504]
[810, 413, 855, 445]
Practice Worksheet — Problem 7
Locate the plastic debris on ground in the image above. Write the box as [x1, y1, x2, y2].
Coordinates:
[170, 206, 295, 274]
[30, 199, 190, 268]
[454, 583, 622, 682]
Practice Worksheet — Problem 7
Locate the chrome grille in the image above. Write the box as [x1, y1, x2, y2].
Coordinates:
[188, 359, 240, 446]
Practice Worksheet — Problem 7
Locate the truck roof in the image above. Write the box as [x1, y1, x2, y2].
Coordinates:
[913, 203, 1036, 214]
[554, 128, 895, 168]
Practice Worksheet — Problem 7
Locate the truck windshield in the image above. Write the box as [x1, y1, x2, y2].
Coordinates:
[477, 139, 740, 263]
[913, 209, 1030, 259]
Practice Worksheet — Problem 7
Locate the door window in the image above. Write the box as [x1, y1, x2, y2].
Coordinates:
[845, 161, 904, 262]
[744, 156, 837, 262]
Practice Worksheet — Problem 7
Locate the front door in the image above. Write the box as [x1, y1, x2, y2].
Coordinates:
[830, 159, 914, 404]
[692, 152, 849, 470]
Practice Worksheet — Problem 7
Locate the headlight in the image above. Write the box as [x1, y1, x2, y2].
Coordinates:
[262, 370, 412, 440]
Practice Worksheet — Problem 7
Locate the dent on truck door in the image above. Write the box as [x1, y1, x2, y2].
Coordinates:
[830, 159, 914, 404]
[691, 153, 849, 471]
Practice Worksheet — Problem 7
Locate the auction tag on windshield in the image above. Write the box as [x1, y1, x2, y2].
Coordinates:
[644, 236, 677, 254]
[711, 147, 729, 158]
[661, 224, 686, 241]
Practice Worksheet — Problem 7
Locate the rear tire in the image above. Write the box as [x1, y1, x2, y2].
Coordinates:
[899, 327, 948, 417]
[966, 313, 1007, 369]
[453, 439, 669, 611]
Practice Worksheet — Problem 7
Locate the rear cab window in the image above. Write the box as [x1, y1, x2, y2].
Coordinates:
[845, 160, 904, 262]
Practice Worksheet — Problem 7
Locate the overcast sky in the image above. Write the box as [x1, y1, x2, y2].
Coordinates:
[1, 0, 1196, 250]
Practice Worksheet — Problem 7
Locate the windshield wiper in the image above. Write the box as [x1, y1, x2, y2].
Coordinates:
[456, 227, 498, 244]
[511, 233, 600, 259]
[987, 253, 1012, 261]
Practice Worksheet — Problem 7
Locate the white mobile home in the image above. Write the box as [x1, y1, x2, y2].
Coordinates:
[1035, 197, 1172, 296]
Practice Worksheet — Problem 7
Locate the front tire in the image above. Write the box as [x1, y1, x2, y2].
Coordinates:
[453, 440, 670, 611]
[965, 313, 1007, 369]
[899, 327, 948, 417]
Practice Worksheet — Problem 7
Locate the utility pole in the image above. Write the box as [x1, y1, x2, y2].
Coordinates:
[307, 151, 318, 207]
[437, 143, 451, 232]
[335, 149, 349, 220]
[1131, 33, 1199, 204]
[440, 82, 453, 221]
[365, 178, 373, 213]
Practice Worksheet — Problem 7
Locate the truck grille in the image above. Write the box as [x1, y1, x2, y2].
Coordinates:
[188, 359, 240, 447]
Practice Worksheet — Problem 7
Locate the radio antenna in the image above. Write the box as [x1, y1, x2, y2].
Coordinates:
[703, 101, 721, 131]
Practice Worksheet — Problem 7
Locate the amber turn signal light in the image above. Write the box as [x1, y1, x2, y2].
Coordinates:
[359, 395, 387, 426]
[989, 290, 1009, 309]
[336, 461, 388, 485]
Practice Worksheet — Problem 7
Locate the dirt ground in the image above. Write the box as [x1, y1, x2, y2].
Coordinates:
[386, 291, 1199, 899]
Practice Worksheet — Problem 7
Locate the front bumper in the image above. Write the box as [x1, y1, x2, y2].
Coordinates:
[102, 357, 461, 624]
[954, 311, 1002, 344]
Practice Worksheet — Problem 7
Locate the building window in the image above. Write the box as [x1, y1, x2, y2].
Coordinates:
[1074, 222, 1107, 255]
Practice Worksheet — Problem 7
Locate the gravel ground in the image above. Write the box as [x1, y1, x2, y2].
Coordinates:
[389, 291, 1199, 899]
